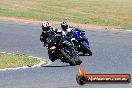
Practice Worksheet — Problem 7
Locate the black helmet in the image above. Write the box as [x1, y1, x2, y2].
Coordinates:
[61, 21, 68, 31]
[42, 21, 51, 33]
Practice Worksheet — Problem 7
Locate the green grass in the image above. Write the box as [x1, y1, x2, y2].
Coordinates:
[0, 0, 132, 29]
[0, 52, 40, 69]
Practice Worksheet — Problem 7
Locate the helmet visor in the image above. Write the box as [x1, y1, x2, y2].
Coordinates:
[62, 25, 68, 31]
[42, 26, 51, 32]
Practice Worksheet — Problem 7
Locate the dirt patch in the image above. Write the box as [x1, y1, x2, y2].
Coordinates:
[0, 16, 122, 29]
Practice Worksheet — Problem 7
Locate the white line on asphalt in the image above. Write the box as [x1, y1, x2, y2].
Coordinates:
[127, 30, 132, 32]
[0, 52, 49, 71]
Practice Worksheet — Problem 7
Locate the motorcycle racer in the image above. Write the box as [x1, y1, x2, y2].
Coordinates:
[61, 21, 82, 34]
[40, 21, 63, 46]
[40, 21, 53, 46]
[61, 21, 89, 45]
[61, 21, 92, 56]
[40, 21, 74, 62]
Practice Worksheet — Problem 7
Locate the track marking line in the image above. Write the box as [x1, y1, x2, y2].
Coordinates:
[0, 52, 49, 71]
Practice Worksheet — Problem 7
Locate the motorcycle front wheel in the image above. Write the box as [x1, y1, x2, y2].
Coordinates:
[82, 43, 92, 56]
[72, 50, 82, 65]
[60, 49, 76, 66]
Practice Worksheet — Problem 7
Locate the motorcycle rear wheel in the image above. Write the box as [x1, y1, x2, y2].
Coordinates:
[75, 59, 82, 65]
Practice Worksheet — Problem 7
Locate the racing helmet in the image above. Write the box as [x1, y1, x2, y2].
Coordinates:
[56, 29, 63, 36]
[61, 21, 68, 31]
[42, 21, 51, 33]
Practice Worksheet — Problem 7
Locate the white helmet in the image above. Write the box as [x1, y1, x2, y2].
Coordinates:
[42, 21, 51, 32]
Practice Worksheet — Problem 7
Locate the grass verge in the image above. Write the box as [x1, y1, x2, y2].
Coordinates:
[0, 52, 40, 69]
[0, 0, 132, 29]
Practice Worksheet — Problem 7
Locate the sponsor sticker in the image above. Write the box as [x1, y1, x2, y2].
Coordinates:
[76, 67, 131, 85]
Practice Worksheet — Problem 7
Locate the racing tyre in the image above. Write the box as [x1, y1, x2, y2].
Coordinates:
[72, 50, 82, 65]
[82, 43, 92, 56]
[60, 49, 76, 66]
[75, 59, 82, 65]
[87, 48, 92, 56]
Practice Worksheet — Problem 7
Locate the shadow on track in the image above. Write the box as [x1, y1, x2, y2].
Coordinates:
[41, 65, 71, 68]
[79, 54, 90, 56]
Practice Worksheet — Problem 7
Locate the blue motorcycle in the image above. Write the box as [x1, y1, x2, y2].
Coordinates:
[71, 29, 92, 56]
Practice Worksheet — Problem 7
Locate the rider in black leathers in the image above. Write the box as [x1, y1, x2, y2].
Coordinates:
[40, 21, 54, 46]
[40, 21, 58, 61]
[40, 21, 73, 62]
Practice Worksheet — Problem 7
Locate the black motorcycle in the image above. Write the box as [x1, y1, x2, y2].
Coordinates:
[47, 34, 82, 66]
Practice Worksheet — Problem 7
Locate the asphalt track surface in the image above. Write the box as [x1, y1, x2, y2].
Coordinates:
[0, 20, 132, 88]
